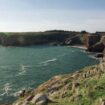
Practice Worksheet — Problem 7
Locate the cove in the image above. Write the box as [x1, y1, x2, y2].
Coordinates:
[0, 45, 99, 103]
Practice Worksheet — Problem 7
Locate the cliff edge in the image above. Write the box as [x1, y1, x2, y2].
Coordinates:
[13, 58, 105, 105]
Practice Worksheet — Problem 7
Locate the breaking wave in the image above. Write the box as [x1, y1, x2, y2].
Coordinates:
[0, 83, 12, 97]
[17, 64, 30, 76]
[40, 58, 57, 66]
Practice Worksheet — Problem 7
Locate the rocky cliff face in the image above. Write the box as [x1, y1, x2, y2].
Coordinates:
[0, 31, 79, 46]
[87, 34, 101, 47]
[87, 35, 105, 52]
[0, 31, 105, 53]
[12, 59, 105, 105]
[87, 42, 105, 52]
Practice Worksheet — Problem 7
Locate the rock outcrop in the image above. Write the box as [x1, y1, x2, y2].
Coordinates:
[87, 42, 105, 52]
[87, 34, 105, 52]
[69, 31, 105, 53]
[31, 93, 49, 105]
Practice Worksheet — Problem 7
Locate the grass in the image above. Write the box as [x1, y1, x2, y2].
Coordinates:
[48, 70, 105, 105]
[13, 63, 105, 105]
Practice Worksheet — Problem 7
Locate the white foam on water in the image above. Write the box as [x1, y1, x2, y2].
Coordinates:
[40, 58, 57, 66]
[43, 58, 57, 63]
[88, 55, 99, 60]
[21, 64, 30, 70]
[18, 71, 26, 76]
[13, 90, 23, 97]
[0, 92, 6, 97]
[17, 64, 29, 76]
[12, 86, 33, 97]
[0, 83, 12, 96]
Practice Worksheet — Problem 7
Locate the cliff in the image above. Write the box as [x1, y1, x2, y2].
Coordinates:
[70, 32, 105, 53]
[0, 30, 104, 53]
[86, 34, 105, 52]
[0, 31, 79, 46]
[12, 59, 105, 105]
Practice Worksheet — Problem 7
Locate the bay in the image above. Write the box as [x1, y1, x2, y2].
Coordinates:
[0, 45, 99, 103]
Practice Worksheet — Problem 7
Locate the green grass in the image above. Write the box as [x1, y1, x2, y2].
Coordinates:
[48, 72, 105, 105]
[13, 64, 105, 105]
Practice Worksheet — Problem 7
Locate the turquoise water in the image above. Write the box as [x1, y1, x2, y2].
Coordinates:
[0, 46, 99, 103]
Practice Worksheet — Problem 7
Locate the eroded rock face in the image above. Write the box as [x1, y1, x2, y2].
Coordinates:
[87, 34, 101, 47]
[95, 53, 104, 58]
[31, 93, 48, 105]
[87, 42, 105, 52]
[13, 93, 49, 105]
[97, 98, 105, 105]
[101, 101, 105, 105]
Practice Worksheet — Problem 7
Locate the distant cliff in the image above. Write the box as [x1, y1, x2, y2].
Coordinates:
[70, 31, 105, 53]
[0, 30, 105, 53]
[87, 35, 105, 52]
[0, 31, 79, 46]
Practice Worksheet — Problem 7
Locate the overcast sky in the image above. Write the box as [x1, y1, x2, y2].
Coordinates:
[0, 0, 105, 32]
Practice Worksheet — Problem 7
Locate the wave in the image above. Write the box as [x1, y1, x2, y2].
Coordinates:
[21, 64, 30, 69]
[88, 55, 99, 60]
[0, 92, 6, 97]
[13, 87, 33, 97]
[41, 58, 57, 64]
[17, 64, 29, 76]
[18, 71, 26, 76]
[0, 83, 12, 96]
[44, 58, 57, 63]
[13, 89, 24, 97]
[39, 58, 57, 67]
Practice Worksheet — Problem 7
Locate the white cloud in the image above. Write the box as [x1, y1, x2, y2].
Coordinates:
[0, 9, 105, 32]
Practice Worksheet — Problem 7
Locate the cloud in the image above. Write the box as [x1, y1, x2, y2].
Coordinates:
[82, 19, 105, 32]
[0, 9, 105, 32]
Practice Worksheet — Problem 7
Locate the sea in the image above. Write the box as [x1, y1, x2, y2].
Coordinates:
[0, 45, 99, 103]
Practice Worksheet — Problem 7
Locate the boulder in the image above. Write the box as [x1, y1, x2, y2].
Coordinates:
[87, 42, 105, 52]
[31, 93, 49, 105]
[101, 101, 105, 105]
[95, 53, 104, 58]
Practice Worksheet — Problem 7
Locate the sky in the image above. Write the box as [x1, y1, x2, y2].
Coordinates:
[0, 0, 105, 32]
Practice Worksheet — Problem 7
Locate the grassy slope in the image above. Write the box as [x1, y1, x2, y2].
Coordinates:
[49, 73, 105, 105]
[13, 60, 105, 105]
[37, 62, 105, 105]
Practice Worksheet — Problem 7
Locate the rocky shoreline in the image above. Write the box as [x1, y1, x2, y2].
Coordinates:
[12, 58, 105, 105]
[70, 45, 87, 50]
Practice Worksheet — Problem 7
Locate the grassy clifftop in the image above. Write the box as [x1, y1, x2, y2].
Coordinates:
[13, 59, 105, 105]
